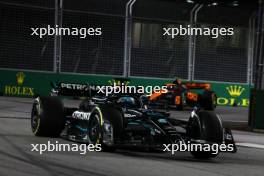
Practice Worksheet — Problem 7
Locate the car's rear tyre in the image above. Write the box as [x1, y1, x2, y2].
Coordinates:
[187, 110, 223, 159]
[31, 96, 65, 137]
[176, 98, 183, 111]
[200, 91, 217, 110]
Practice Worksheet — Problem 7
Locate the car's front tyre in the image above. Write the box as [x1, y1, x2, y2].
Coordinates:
[187, 110, 223, 159]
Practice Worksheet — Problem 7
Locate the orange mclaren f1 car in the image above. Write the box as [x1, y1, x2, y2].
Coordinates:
[149, 81, 217, 110]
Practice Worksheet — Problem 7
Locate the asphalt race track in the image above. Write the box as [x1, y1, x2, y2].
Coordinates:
[0, 97, 264, 176]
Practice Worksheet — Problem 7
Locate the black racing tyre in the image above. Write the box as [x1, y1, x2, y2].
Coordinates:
[200, 91, 217, 110]
[100, 105, 124, 138]
[175, 96, 183, 111]
[188, 110, 223, 159]
[31, 96, 65, 137]
[99, 105, 124, 152]
[77, 104, 123, 152]
[87, 107, 103, 144]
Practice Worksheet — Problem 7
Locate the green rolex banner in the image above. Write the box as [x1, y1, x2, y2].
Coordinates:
[212, 84, 250, 107]
[0, 69, 250, 107]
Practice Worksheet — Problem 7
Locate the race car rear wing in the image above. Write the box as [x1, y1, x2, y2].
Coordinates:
[50, 82, 102, 97]
[164, 82, 211, 90]
[184, 83, 211, 90]
[50, 78, 131, 98]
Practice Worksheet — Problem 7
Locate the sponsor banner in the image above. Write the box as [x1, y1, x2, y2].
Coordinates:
[0, 69, 250, 106]
[211, 83, 250, 107]
[2, 72, 35, 97]
[0, 70, 112, 97]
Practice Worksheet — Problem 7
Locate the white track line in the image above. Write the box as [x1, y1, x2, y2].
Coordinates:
[236, 143, 264, 149]
[223, 120, 248, 123]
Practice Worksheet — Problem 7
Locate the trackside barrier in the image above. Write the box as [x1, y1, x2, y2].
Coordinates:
[0, 69, 250, 107]
[249, 89, 264, 129]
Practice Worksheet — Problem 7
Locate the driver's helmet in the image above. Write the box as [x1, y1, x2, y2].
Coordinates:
[173, 77, 182, 85]
[118, 96, 136, 107]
